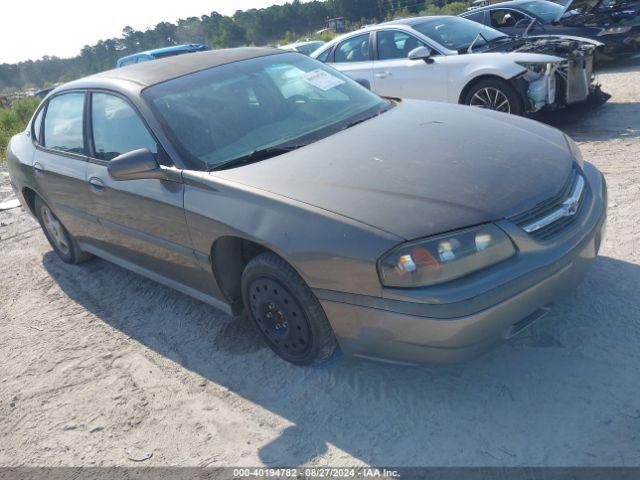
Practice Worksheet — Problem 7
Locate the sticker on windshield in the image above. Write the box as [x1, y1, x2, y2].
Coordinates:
[301, 69, 345, 91]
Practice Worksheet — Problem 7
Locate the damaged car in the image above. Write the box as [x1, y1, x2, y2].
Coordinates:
[311, 16, 602, 115]
[6, 48, 606, 365]
[461, 0, 640, 60]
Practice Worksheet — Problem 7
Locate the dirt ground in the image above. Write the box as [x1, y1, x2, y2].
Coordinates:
[1, 59, 639, 468]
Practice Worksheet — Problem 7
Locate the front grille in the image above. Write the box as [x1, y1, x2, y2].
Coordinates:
[510, 166, 587, 241]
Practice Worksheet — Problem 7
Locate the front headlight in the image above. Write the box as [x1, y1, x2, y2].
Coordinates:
[378, 224, 516, 288]
[598, 26, 632, 36]
[564, 133, 584, 167]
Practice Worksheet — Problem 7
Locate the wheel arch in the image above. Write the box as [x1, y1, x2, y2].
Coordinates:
[210, 235, 301, 314]
[21, 186, 38, 217]
[458, 73, 514, 104]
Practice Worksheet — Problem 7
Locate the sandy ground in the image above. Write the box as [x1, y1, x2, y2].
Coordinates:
[1, 60, 639, 468]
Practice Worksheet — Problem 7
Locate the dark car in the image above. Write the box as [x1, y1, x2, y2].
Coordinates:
[460, 0, 640, 60]
[6, 48, 606, 366]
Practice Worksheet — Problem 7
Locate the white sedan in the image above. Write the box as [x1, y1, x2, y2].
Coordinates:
[311, 16, 599, 115]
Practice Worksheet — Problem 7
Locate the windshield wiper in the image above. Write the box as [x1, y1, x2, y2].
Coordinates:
[208, 144, 306, 172]
[523, 18, 537, 38]
[340, 106, 390, 131]
[467, 32, 488, 53]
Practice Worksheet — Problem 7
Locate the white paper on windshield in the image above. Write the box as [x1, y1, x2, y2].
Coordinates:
[301, 69, 345, 91]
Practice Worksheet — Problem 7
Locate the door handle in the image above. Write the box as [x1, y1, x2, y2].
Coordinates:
[33, 162, 45, 175]
[88, 176, 105, 192]
[375, 71, 391, 79]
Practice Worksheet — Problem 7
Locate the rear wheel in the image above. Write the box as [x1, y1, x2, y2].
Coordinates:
[241, 252, 337, 365]
[463, 78, 523, 115]
[35, 196, 92, 264]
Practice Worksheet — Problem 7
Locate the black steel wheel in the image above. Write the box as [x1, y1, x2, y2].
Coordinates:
[463, 78, 523, 116]
[241, 252, 337, 365]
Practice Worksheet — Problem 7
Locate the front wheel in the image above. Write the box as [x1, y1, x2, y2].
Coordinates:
[463, 78, 524, 116]
[241, 252, 337, 365]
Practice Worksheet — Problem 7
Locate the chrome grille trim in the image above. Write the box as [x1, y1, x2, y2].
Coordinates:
[510, 166, 587, 241]
[523, 174, 585, 234]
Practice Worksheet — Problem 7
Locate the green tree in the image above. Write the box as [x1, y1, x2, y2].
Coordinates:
[0, 97, 40, 162]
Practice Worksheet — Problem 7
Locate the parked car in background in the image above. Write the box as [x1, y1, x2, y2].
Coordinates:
[312, 16, 601, 115]
[116, 44, 209, 67]
[460, 0, 640, 60]
[6, 48, 606, 366]
[280, 40, 326, 55]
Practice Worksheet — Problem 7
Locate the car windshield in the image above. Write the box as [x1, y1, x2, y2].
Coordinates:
[518, 1, 566, 21]
[412, 17, 509, 52]
[143, 52, 389, 169]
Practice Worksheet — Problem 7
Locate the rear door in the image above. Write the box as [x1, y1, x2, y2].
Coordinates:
[326, 33, 375, 87]
[371, 29, 449, 102]
[83, 91, 212, 293]
[32, 91, 102, 244]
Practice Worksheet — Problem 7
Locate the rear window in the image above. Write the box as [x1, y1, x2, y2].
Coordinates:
[43, 93, 85, 154]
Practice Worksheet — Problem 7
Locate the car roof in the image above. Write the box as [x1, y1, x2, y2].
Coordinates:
[282, 40, 325, 48]
[379, 15, 457, 26]
[117, 43, 207, 63]
[57, 47, 284, 93]
[320, 15, 456, 43]
[463, 0, 536, 12]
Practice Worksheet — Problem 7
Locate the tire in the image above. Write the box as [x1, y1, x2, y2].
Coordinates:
[463, 78, 524, 116]
[34, 196, 92, 264]
[241, 252, 337, 365]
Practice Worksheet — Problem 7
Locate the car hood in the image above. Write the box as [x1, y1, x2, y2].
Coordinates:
[559, 0, 638, 18]
[560, 0, 600, 17]
[214, 100, 574, 240]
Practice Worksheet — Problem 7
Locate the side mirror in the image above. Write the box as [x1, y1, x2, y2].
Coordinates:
[354, 78, 371, 90]
[408, 46, 432, 62]
[108, 148, 165, 181]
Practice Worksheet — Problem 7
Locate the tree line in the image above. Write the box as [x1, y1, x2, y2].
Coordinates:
[0, 0, 468, 91]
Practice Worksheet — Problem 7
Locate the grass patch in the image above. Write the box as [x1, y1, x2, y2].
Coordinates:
[0, 97, 40, 163]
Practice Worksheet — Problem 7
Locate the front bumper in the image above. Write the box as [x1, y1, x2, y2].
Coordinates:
[315, 163, 607, 365]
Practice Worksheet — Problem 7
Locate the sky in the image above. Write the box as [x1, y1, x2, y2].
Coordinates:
[0, 0, 294, 64]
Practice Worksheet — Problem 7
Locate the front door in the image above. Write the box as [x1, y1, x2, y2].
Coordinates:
[83, 91, 212, 294]
[372, 29, 449, 102]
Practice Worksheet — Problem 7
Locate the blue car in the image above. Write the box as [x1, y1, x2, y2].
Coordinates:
[116, 44, 208, 68]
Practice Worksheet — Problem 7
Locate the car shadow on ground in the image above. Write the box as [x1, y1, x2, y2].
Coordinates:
[42, 251, 640, 466]
[531, 56, 640, 141]
[532, 99, 640, 142]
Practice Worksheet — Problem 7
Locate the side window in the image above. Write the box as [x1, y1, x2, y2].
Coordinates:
[377, 30, 426, 61]
[463, 11, 486, 24]
[315, 48, 331, 63]
[334, 34, 371, 63]
[490, 9, 527, 28]
[43, 92, 85, 154]
[91, 93, 158, 161]
[31, 106, 45, 143]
